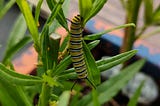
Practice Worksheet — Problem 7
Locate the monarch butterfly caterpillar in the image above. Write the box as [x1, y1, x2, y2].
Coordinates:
[69, 15, 96, 89]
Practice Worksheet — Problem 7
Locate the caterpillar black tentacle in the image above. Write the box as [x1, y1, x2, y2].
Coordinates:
[69, 15, 96, 90]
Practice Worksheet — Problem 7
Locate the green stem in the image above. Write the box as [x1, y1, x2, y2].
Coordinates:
[120, 0, 142, 53]
[38, 83, 51, 106]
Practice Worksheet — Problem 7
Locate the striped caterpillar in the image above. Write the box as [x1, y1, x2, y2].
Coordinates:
[69, 15, 95, 89]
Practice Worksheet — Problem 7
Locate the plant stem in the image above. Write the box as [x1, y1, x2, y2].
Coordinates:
[120, 0, 142, 53]
[120, 0, 142, 67]
[38, 83, 51, 106]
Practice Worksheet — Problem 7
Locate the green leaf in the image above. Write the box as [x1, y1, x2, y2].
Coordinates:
[0, 82, 17, 106]
[40, 0, 65, 42]
[0, 63, 43, 86]
[2, 36, 32, 64]
[54, 55, 72, 76]
[78, 59, 145, 106]
[35, 0, 43, 26]
[60, 50, 137, 79]
[97, 50, 137, 71]
[57, 91, 70, 106]
[84, 23, 135, 40]
[152, 5, 160, 25]
[40, 25, 49, 70]
[127, 80, 145, 106]
[5, 14, 27, 50]
[0, 0, 15, 19]
[2, 13, 32, 64]
[91, 89, 100, 106]
[46, 0, 68, 31]
[144, 0, 153, 25]
[79, 0, 93, 20]
[0, 0, 4, 9]
[0, 80, 32, 106]
[16, 0, 40, 52]
[41, 29, 61, 72]
[82, 40, 100, 86]
[83, 0, 108, 25]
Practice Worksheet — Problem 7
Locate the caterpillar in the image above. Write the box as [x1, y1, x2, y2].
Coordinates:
[69, 15, 96, 89]
[69, 15, 87, 79]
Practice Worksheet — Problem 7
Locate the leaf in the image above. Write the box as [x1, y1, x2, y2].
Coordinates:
[2, 13, 32, 64]
[144, 0, 153, 25]
[0, 63, 43, 86]
[84, 23, 135, 40]
[16, 0, 40, 52]
[127, 80, 145, 106]
[0, 0, 15, 19]
[40, 25, 50, 70]
[0, 82, 17, 106]
[60, 50, 137, 79]
[57, 91, 70, 106]
[152, 5, 160, 25]
[5, 14, 27, 50]
[0, 80, 32, 106]
[79, 0, 93, 20]
[91, 89, 100, 106]
[46, 0, 68, 31]
[84, 0, 108, 25]
[35, 0, 43, 26]
[82, 40, 100, 86]
[40, 0, 65, 40]
[97, 50, 137, 71]
[2, 36, 32, 64]
[77, 59, 145, 106]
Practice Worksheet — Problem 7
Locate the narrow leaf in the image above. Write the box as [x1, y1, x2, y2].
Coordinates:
[35, 0, 43, 26]
[46, 0, 68, 31]
[127, 81, 145, 106]
[0, 63, 43, 86]
[84, 23, 135, 40]
[152, 5, 160, 24]
[61, 50, 137, 79]
[84, 0, 108, 25]
[0, 82, 17, 106]
[16, 0, 40, 52]
[91, 89, 100, 106]
[78, 59, 145, 106]
[5, 14, 27, 50]
[82, 40, 100, 85]
[0, 80, 32, 106]
[0, 0, 15, 19]
[79, 0, 93, 20]
[58, 91, 70, 106]
[2, 36, 32, 64]
[40, 25, 50, 70]
[97, 50, 137, 71]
